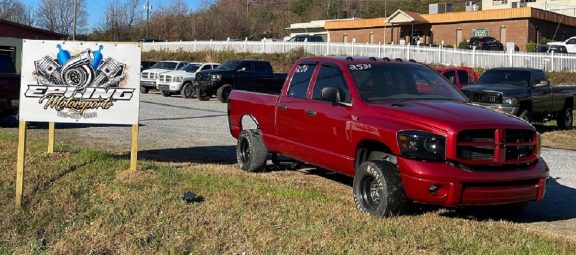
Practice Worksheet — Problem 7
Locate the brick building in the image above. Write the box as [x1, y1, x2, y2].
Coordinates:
[325, 7, 576, 51]
[0, 19, 64, 73]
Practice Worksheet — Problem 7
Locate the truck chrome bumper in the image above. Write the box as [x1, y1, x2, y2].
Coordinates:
[157, 82, 182, 92]
[477, 103, 519, 115]
[397, 157, 548, 206]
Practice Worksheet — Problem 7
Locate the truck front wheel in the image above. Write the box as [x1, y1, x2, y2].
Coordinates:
[353, 161, 408, 217]
[557, 106, 573, 130]
[181, 83, 195, 98]
[140, 86, 149, 94]
[217, 84, 233, 103]
[196, 87, 210, 101]
[236, 130, 268, 172]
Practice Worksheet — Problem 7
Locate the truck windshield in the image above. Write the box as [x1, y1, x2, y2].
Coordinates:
[349, 64, 468, 103]
[151, 62, 178, 70]
[477, 70, 531, 87]
[218, 61, 241, 70]
[180, 64, 201, 72]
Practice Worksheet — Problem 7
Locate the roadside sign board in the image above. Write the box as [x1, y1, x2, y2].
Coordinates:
[19, 40, 141, 125]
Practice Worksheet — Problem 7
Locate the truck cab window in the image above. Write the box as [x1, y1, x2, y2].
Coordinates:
[457, 71, 469, 85]
[238, 62, 252, 72]
[254, 62, 267, 73]
[312, 64, 350, 103]
[287, 64, 315, 99]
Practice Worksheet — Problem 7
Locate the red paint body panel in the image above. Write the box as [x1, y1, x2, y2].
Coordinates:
[228, 56, 548, 206]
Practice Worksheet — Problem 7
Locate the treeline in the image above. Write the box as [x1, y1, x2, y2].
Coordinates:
[1, 0, 471, 41]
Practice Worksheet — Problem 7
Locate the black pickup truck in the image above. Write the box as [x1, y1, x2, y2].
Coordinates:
[462, 67, 576, 129]
[194, 60, 287, 103]
[0, 53, 20, 116]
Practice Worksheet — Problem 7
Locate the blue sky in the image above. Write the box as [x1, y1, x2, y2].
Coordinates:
[22, 0, 203, 29]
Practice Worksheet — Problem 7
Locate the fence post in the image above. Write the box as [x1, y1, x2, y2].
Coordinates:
[352, 39, 356, 56]
[472, 46, 476, 67]
[509, 47, 514, 67]
[406, 44, 410, 60]
[327, 41, 330, 56]
[378, 42, 382, 58]
[551, 51, 555, 71]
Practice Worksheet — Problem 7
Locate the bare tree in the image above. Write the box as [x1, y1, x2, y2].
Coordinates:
[0, 0, 35, 25]
[36, 0, 88, 36]
[102, 0, 142, 41]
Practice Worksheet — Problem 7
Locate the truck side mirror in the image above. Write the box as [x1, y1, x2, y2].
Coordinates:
[321, 87, 341, 103]
[238, 67, 246, 72]
[535, 80, 549, 87]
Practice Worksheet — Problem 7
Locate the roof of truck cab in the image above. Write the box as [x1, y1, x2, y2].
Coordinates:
[486, 67, 542, 72]
[299, 56, 424, 65]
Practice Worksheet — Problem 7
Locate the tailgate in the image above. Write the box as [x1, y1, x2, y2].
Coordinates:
[228, 90, 279, 139]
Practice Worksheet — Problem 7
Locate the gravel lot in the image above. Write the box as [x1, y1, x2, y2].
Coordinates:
[1, 93, 575, 233]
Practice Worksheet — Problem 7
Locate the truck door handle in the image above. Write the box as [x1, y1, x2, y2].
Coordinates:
[279, 104, 288, 110]
[306, 109, 317, 116]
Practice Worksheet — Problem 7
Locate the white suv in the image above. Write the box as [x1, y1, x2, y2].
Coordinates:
[157, 62, 220, 98]
[140, 61, 187, 94]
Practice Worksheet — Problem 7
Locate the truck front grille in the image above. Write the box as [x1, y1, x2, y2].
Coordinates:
[159, 75, 172, 82]
[456, 129, 537, 165]
[195, 73, 210, 81]
[472, 91, 503, 103]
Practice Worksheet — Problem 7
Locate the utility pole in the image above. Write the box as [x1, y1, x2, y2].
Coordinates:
[145, 0, 152, 38]
[72, 0, 77, 40]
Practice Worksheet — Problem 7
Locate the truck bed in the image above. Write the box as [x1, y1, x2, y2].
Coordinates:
[229, 90, 279, 142]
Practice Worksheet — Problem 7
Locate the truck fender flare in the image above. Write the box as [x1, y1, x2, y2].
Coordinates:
[241, 114, 260, 130]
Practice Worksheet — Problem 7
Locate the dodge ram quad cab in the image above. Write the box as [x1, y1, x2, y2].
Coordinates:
[0, 53, 20, 116]
[194, 60, 287, 103]
[228, 56, 549, 217]
[156, 62, 219, 98]
[140, 61, 187, 94]
[461, 68, 575, 129]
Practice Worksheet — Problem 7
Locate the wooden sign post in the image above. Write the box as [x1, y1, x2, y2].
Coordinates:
[15, 121, 26, 210]
[47, 122, 54, 154]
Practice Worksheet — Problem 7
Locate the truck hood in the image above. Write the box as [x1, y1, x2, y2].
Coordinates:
[547, 41, 564, 46]
[161, 70, 195, 77]
[368, 100, 532, 133]
[461, 84, 529, 97]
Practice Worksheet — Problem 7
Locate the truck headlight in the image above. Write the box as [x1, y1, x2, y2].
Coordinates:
[503, 97, 517, 105]
[398, 131, 446, 161]
[174, 76, 183, 82]
[211, 74, 222, 81]
[537, 132, 542, 157]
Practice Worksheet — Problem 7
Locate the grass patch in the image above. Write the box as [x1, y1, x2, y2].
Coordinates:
[0, 129, 575, 253]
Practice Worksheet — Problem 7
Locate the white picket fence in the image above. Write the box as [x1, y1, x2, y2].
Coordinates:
[142, 41, 576, 72]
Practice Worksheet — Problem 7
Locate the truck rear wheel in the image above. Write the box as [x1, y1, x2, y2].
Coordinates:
[236, 129, 268, 172]
[181, 83, 195, 98]
[217, 84, 232, 103]
[519, 109, 531, 123]
[196, 86, 210, 101]
[353, 161, 408, 217]
[557, 106, 573, 130]
[140, 86, 149, 94]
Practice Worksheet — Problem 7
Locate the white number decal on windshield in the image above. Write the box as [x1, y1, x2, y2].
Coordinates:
[349, 64, 372, 71]
[295, 65, 309, 73]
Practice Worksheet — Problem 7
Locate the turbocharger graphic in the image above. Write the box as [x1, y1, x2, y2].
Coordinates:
[60, 49, 95, 90]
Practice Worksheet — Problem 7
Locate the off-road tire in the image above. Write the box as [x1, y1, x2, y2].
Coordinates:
[140, 86, 149, 94]
[217, 84, 233, 103]
[353, 161, 408, 217]
[196, 86, 210, 101]
[161, 90, 171, 97]
[181, 83, 195, 98]
[519, 109, 531, 123]
[236, 129, 268, 172]
[557, 106, 573, 130]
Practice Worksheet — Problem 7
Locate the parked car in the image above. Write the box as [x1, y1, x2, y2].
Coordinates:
[534, 45, 568, 54]
[434, 66, 479, 89]
[228, 56, 548, 217]
[141, 61, 157, 71]
[194, 60, 287, 103]
[547, 36, 576, 53]
[466, 36, 504, 51]
[0, 53, 20, 116]
[156, 62, 220, 98]
[287, 35, 324, 42]
[461, 67, 576, 129]
[140, 61, 187, 94]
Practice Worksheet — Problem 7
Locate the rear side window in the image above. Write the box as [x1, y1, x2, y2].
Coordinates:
[533, 70, 547, 84]
[254, 62, 267, 73]
[457, 71, 469, 85]
[443, 71, 456, 85]
[287, 64, 315, 99]
[312, 64, 350, 103]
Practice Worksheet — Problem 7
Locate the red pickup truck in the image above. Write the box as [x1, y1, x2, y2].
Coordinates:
[228, 56, 548, 217]
[0, 53, 20, 116]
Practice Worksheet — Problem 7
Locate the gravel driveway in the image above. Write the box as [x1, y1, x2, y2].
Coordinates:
[2, 93, 575, 233]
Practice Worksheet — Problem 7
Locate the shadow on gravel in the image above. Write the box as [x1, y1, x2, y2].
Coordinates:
[533, 124, 561, 134]
[136, 146, 237, 164]
[439, 178, 576, 223]
[0, 115, 144, 129]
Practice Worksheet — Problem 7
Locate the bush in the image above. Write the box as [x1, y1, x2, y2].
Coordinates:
[458, 41, 468, 49]
[526, 42, 538, 52]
